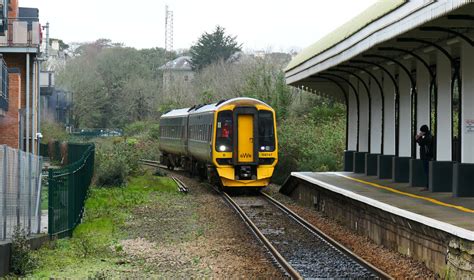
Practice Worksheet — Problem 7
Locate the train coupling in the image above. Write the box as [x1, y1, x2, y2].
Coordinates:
[235, 166, 257, 180]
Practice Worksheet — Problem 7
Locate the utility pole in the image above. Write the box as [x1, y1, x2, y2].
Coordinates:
[165, 5, 173, 53]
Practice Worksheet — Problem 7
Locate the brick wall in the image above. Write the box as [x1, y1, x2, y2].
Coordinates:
[8, 0, 18, 18]
[5, 54, 31, 109]
[0, 72, 21, 148]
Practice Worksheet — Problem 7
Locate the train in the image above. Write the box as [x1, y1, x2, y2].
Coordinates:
[158, 97, 278, 188]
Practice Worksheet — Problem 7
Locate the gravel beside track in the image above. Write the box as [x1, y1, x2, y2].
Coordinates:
[134, 166, 285, 278]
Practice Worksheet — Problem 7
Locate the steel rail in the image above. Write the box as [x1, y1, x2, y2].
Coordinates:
[139, 159, 168, 169]
[222, 192, 303, 280]
[171, 176, 188, 193]
[261, 192, 393, 280]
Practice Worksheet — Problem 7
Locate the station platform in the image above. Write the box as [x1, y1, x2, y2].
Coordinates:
[281, 172, 474, 278]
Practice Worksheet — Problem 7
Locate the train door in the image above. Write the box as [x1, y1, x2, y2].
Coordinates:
[233, 107, 258, 165]
[237, 114, 254, 163]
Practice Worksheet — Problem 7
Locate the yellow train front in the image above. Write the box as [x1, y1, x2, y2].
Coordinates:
[158, 97, 278, 188]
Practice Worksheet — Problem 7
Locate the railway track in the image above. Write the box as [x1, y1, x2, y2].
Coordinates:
[140, 159, 188, 193]
[140, 159, 391, 279]
[224, 192, 391, 279]
[139, 159, 167, 169]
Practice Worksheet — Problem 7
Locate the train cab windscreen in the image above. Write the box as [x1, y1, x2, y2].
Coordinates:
[258, 110, 275, 152]
[216, 110, 233, 152]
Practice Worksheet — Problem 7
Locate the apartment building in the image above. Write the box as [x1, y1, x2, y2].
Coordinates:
[0, 0, 42, 154]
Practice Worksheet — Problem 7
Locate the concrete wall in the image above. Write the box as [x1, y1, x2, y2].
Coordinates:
[436, 51, 452, 161]
[461, 42, 474, 164]
[0, 73, 21, 148]
[398, 62, 412, 157]
[416, 56, 431, 159]
[382, 68, 395, 155]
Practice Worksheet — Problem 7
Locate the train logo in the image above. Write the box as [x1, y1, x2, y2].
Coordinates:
[240, 153, 252, 159]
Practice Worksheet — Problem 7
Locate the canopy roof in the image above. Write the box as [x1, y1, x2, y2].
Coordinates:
[285, 0, 473, 88]
[286, 0, 405, 72]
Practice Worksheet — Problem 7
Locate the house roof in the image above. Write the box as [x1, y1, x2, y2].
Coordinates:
[159, 56, 193, 71]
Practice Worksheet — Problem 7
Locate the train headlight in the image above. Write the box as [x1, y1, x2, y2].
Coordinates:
[219, 145, 227, 152]
[260, 146, 265, 151]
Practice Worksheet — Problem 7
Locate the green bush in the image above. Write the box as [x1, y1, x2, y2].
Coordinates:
[273, 103, 345, 184]
[124, 121, 160, 142]
[10, 226, 37, 275]
[41, 121, 69, 144]
[94, 139, 142, 186]
[124, 121, 149, 136]
[147, 123, 161, 140]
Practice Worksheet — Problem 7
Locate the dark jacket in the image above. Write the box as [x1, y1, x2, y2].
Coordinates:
[416, 132, 433, 160]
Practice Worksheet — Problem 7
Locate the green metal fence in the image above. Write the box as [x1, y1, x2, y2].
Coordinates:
[48, 144, 95, 238]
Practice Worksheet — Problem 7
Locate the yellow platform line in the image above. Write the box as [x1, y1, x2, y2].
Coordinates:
[334, 173, 474, 214]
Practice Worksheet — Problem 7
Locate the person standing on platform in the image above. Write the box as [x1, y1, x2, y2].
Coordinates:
[415, 125, 433, 188]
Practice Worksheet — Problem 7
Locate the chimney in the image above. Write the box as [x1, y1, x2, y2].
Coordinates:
[8, 0, 19, 18]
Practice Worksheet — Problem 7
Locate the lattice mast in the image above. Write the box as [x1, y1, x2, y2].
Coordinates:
[165, 5, 174, 52]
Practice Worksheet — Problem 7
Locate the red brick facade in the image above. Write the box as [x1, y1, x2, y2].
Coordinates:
[0, 72, 21, 148]
[8, 0, 18, 18]
[5, 54, 31, 109]
[0, 1, 40, 150]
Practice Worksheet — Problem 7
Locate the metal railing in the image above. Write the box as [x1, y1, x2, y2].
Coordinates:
[71, 128, 124, 138]
[0, 58, 7, 111]
[0, 145, 43, 240]
[48, 144, 95, 238]
[0, 18, 41, 48]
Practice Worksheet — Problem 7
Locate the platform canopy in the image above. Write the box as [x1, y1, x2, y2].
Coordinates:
[285, 0, 474, 196]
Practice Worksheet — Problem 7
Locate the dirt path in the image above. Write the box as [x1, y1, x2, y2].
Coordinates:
[120, 170, 284, 278]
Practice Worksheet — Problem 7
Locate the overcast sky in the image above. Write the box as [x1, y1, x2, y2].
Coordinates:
[21, 0, 377, 52]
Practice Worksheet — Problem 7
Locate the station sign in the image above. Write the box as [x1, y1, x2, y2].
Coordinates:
[465, 119, 474, 134]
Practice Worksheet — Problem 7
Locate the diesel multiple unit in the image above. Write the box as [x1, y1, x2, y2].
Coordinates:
[158, 97, 278, 188]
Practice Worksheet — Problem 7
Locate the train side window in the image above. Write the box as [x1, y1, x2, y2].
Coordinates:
[258, 110, 275, 152]
[215, 110, 233, 152]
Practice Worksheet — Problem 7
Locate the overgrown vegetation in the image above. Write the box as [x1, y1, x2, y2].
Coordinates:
[94, 121, 161, 187]
[274, 99, 346, 183]
[56, 34, 346, 180]
[57, 40, 175, 128]
[32, 174, 179, 278]
[40, 121, 69, 143]
[10, 226, 37, 276]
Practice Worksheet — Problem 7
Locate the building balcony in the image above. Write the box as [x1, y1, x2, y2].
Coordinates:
[40, 71, 54, 96]
[0, 58, 8, 111]
[0, 17, 41, 52]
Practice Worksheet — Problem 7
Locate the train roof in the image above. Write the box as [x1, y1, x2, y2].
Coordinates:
[160, 97, 272, 119]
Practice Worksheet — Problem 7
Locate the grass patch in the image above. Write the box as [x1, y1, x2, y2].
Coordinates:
[31, 172, 179, 278]
[40, 184, 48, 211]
